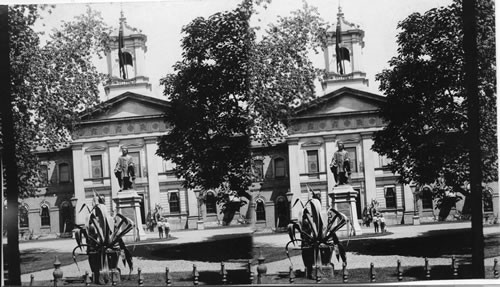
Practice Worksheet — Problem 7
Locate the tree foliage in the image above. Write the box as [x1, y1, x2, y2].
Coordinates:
[7, 5, 110, 197]
[158, 0, 327, 196]
[372, 0, 497, 191]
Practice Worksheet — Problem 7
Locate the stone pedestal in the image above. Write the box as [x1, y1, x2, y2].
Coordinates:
[197, 220, 205, 230]
[412, 215, 421, 225]
[328, 185, 362, 236]
[113, 190, 146, 242]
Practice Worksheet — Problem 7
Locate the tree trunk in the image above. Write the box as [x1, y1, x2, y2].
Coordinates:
[463, 0, 484, 278]
[0, 6, 21, 285]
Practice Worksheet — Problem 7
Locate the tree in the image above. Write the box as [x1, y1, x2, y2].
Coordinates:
[3, 6, 109, 284]
[157, 0, 326, 224]
[372, 0, 496, 193]
[7, 5, 110, 197]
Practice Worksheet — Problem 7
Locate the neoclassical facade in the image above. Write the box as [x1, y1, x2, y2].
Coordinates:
[14, 10, 498, 237]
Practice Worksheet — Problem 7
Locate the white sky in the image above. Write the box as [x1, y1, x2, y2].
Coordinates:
[8, 0, 454, 99]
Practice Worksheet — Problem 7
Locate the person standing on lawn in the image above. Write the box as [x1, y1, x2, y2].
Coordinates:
[163, 218, 170, 239]
[157, 217, 164, 239]
[373, 213, 380, 233]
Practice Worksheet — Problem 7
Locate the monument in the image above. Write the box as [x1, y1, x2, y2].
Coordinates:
[112, 147, 146, 241]
[328, 142, 362, 236]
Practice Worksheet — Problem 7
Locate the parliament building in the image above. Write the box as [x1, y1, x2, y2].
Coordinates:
[14, 9, 498, 238]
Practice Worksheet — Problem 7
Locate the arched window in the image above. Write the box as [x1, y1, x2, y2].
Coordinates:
[206, 192, 217, 214]
[41, 205, 50, 227]
[255, 200, 266, 221]
[384, 186, 396, 209]
[274, 158, 286, 178]
[59, 163, 70, 183]
[39, 165, 49, 186]
[421, 186, 433, 210]
[19, 205, 29, 228]
[169, 192, 180, 213]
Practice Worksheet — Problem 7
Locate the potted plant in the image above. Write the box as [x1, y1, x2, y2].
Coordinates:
[72, 193, 134, 285]
[286, 196, 347, 278]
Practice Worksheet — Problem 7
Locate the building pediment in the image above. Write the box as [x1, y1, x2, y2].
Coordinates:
[294, 87, 385, 118]
[73, 92, 170, 140]
[289, 87, 386, 135]
[81, 92, 168, 121]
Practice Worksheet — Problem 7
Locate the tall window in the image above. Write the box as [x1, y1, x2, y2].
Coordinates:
[41, 205, 50, 226]
[345, 147, 357, 172]
[19, 205, 29, 228]
[205, 192, 217, 214]
[385, 186, 397, 209]
[274, 158, 286, 178]
[59, 163, 70, 183]
[39, 165, 49, 186]
[256, 200, 266, 221]
[91, 155, 103, 178]
[307, 150, 319, 174]
[169, 192, 180, 213]
[483, 187, 494, 212]
[378, 155, 392, 168]
[253, 160, 264, 181]
[60, 202, 72, 233]
[129, 152, 141, 177]
[421, 186, 433, 210]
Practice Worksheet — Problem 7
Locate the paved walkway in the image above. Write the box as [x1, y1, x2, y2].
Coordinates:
[17, 222, 500, 282]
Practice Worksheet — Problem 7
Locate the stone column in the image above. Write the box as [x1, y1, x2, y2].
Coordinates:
[71, 143, 85, 225]
[145, 137, 160, 213]
[361, 133, 376, 205]
[108, 140, 120, 211]
[287, 138, 301, 221]
[324, 135, 337, 208]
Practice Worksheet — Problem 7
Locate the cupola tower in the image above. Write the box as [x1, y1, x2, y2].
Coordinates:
[322, 7, 369, 94]
[104, 12, 152, 99]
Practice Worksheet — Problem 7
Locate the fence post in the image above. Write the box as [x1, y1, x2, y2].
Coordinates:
[193, 264, 199, 286]
[84, 271, 91, 286]
[494, 259, 499, 279]
[221, 262, 227, 285]
[397, 260, 403, 281]
[53, 256, 63, 287]
[342, 262, 348, 283]
[137, 268, 144, 287]
[29, 274, 34, 287]
[248, 260, 254, 284]
[451, 256, 458, 278]
[370, 263, 376, 283]
[424, 258, 431, 279]
[111, 269, 118, 286]
[315, 265, 321, 283]
[256, 249, 267, 284]
[165, 267, 172, 286]
[289, 266, 295, 284]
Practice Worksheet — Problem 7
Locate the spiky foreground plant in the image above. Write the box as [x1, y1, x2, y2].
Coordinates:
[72, 193, 134, 284]
[286, 197, 348, 276]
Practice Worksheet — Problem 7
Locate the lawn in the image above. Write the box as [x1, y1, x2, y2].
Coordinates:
[252, 228, 500, 266]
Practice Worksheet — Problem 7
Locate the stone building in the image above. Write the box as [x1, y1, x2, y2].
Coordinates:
[13, 9, 497, 237]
